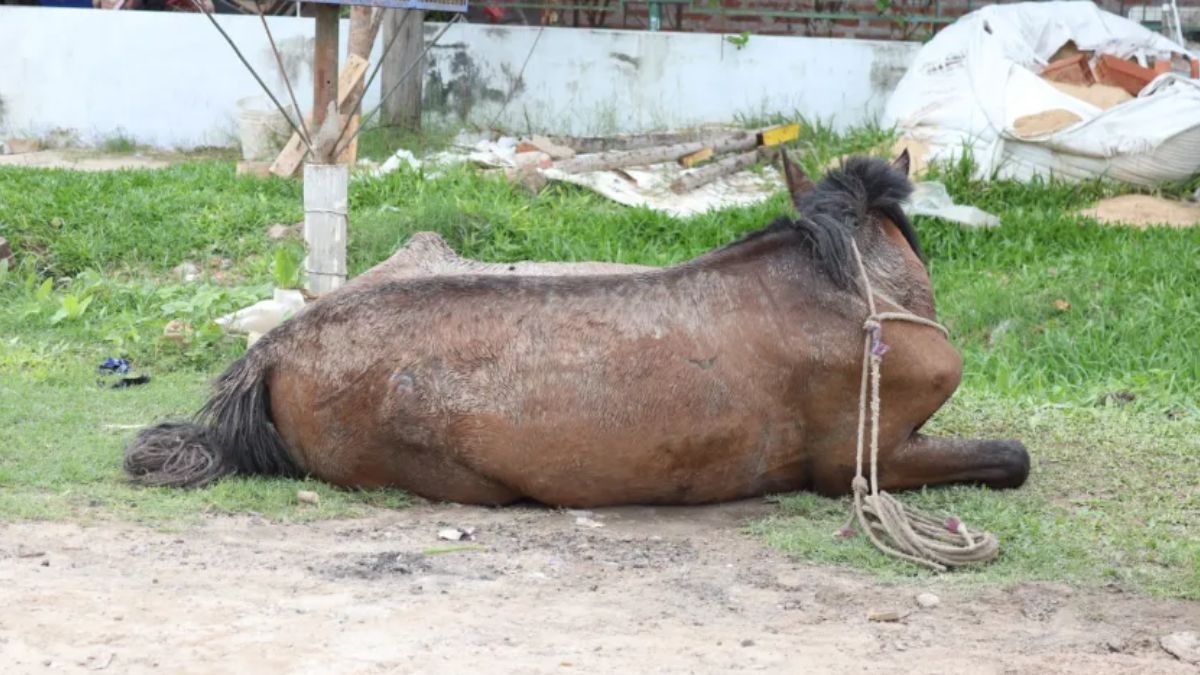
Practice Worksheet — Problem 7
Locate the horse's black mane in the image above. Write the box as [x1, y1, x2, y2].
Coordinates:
[727, 156, 920, 289]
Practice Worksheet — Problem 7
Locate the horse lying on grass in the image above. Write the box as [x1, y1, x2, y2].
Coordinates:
[126, 153, 1029, 507]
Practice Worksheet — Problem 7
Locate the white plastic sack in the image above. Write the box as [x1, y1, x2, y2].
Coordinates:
[906, 181, 1000, 228]
[215, 288, 306, 345]
[883, 1, 1200, 186]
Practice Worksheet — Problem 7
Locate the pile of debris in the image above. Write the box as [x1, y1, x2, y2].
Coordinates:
[1015, 41, 1197, 137]
[369, 124, 801, 218]
[884, 1, 1200, 187]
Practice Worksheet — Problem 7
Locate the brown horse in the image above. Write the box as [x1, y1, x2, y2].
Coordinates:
[125, 154, 1028, 506]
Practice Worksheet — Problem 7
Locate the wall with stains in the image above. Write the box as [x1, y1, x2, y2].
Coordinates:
[422, 23, 918, 135]
[0, 6, 918, 148]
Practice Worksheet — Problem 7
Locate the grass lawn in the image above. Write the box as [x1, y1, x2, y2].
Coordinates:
[0, 123, 1196, 598]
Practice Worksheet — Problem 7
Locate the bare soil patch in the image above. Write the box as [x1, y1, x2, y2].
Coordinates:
[1, 501, 1196, 674]
[1080, 194, 1200, 229]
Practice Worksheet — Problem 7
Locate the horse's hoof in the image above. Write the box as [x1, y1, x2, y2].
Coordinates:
[983, 439, 1030, 489]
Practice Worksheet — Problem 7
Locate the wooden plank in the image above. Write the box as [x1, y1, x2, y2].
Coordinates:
[303, 164, 349, 293]
[552, 133, 758, 175]
[758, 123, 800, 147]
[678, 147, 713, 168]
[670, 149, 761, 194]
[559, 129, 751, 154]
[270, 55, 370, 178]
[337, 8, 383, 166]
[312, 4, 341, 163]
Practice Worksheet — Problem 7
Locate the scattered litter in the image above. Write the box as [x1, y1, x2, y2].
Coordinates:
[1079, 194, 1200, 229]
[97, 357, 131, 375]
[437, 526, 476, 542]
[296, 490, 320, 505]
[884, 2, 1200, 186]
[17, 548, 46, 558]
[369, 127, 789, 217]
[1160, 631, 1200, 665]
[0, 236, 13, 269]
[101, 423, 146, 431]
[915, 592, 941, 609]
[906, 182, 1000, 228]
[107, 375, 151, 389]
[215, 288, 306, 336]
[374, 148, 422, 176]
[1053, 299, 1071, 312]
[574, 516, 605, 528]
[97, 357, 149, 388]
[867, 609, 905, 622]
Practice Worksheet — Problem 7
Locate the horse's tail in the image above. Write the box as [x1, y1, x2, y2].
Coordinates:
[124, 344, 300, 488]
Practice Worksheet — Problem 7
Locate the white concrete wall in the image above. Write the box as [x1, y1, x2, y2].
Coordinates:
[0, 6, 919, 149]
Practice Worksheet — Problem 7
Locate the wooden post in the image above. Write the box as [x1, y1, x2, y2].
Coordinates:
[312, 4, 341, 162]
[303, 164, 349, 294]
[381, 9, 425, 131]
[338, 7, 383, 165]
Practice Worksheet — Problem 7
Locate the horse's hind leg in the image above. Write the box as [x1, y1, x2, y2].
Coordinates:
[877, 434, 1030, 492]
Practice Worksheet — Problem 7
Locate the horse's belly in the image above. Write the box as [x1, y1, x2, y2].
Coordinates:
[451, 417, 810, 507]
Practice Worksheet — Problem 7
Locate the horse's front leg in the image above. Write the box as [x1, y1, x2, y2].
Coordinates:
[877, 434, 1030, 492]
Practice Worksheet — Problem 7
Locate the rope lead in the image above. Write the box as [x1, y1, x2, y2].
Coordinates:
[846, 241, 999, 572]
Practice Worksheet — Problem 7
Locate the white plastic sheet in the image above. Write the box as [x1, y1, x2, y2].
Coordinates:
[883, 1, 1200, 186]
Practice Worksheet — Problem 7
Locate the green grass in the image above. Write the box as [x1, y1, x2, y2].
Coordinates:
[0, 120, 1196, 597]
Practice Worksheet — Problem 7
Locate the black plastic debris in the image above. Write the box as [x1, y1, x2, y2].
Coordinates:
[97, 357, 149, 389]
[108, 375, 151, 389]
[97, 357, 131, 375]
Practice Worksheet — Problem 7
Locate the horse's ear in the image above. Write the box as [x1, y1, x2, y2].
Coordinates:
[780, 148, 815, 209]
[891, 148, 911, 177]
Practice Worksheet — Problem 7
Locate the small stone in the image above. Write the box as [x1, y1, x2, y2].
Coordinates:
[0, 236, 15, 268]
[296, 490, 320, 505]
[916, 592, 941, 609]
[437, 527, 476, 541]
[740, 639, 755, 647]
[173, 262, 200, 282]
[267, 223, 302, 240]
[1160, 631, 1200, 664]
[163, 320, 192, 345]
[867, 609, 903, 622]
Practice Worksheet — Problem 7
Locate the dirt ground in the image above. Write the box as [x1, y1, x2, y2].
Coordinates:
[2, 501, 1197, 674]
[0, 150, 170, 172]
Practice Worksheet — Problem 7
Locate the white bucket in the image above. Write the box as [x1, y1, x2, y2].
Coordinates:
[235, 96, 295, 161]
